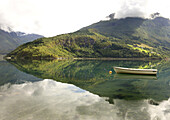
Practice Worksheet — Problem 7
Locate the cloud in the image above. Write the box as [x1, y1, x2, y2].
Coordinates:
[0, 0, 169, 37]
[115, 0, 148, 18]
[0, 0, 41, 33]
[115, 0, 170, 19]
[0, 79, 170, 120]
[0, 0, 120, 37]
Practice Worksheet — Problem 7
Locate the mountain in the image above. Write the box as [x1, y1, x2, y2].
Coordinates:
[0, 28, 43, 54]
[6, 17, 170, 59]
[15, 32, 44, 44]
[81, 17, 170, 54]
[0, 29, 18, 54]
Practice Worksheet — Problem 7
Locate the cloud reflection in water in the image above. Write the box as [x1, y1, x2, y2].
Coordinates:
[0, 79, 170, 120]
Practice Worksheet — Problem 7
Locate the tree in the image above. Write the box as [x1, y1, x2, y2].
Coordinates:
[107, 13, 115, 20]
[150, 12, 160, 19]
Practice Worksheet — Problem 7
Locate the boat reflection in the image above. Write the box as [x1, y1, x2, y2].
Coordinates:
[114, 74, 157, 80]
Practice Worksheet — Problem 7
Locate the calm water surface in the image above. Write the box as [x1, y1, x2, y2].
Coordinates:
[0, 59, 170, 120]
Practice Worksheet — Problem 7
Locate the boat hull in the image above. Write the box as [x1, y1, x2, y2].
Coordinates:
[114, 67, 157, 75]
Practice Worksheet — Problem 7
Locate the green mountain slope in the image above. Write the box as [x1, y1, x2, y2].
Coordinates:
[81, 17, 170, 56]
[7, 29, 160, 59]
[7, 17, 170, 59]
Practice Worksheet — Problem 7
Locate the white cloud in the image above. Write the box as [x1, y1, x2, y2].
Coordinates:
[146, 0, 170, 18]
[115, 0, 148, 18]
[0, 0, 169, 37]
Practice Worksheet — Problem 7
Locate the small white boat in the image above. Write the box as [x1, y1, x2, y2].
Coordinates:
[114, 67, 157, 75]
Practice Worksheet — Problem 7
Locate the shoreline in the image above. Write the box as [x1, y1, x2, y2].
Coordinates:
[5, 55, 169, 61]
[73, 57, 162, 61]
[0, 55, 5, 61]
[165, 58, 170, 61]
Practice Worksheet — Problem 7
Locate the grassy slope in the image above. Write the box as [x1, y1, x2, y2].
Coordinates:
[82, 17, 170, 57]
[7, 29, 159, 59]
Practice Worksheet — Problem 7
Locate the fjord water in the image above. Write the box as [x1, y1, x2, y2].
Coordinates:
[0, 60, 170, 120]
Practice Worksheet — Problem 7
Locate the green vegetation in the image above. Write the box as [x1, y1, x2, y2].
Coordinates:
[7, 30, 160, 59]
[82, 17, 170, 57]
[7, 17, 170, 59]
[127, 44, 160, 57]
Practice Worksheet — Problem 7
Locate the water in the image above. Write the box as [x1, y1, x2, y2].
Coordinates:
[0, 59, 170, 120]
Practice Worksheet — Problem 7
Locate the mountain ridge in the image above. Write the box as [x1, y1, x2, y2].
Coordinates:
[6, 17, 170, 59]
[0, 28, 43, 54]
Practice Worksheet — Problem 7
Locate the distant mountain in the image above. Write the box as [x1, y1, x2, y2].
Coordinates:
[0, 29, 18, 54]
[15, 32, 44, 44]
[7, 17, 170, 59]
[0, 28, 43, 54]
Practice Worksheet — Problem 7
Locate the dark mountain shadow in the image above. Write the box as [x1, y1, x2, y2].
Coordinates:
[0, 27, 43, 54]
[81, 17, 146, 42]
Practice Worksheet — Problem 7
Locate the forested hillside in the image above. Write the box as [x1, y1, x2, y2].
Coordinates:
[81, 17, 170, 56]
[7, 17, 170, 59]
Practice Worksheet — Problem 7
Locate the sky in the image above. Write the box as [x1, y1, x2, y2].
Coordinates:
[0, 0, 169, 37]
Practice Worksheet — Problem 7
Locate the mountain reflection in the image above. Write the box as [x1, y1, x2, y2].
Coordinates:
[0, 61, 42, 85]
[7, 59, 170, 102]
